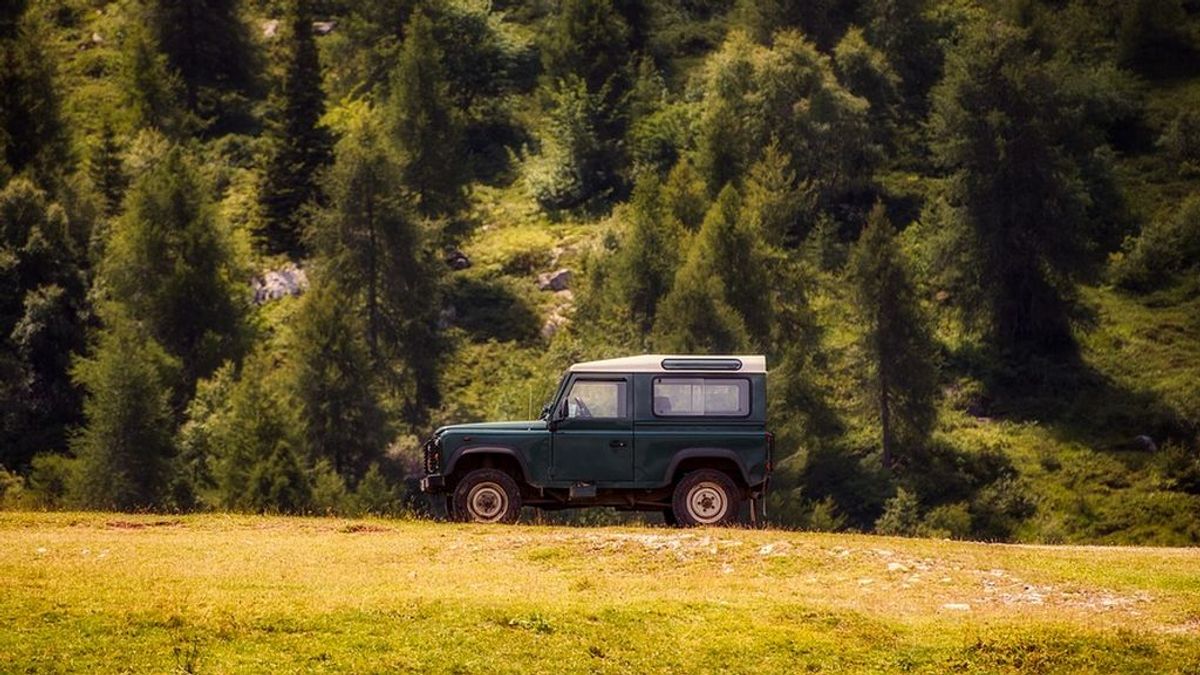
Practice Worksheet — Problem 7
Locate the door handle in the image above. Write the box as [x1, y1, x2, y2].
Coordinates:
[609, 440, 627, 448]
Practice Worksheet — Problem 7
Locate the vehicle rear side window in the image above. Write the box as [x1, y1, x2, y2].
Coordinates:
[652, 378, 750, 417]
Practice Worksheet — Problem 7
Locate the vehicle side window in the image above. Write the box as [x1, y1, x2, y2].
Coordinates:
[565, 380, 627, 419]
[653, 378, 750, 417]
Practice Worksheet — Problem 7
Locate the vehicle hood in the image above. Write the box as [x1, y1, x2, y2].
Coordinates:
[436, 420, 547, 434]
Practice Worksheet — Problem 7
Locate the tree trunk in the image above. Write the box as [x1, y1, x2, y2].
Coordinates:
[879, 361, 893, 470]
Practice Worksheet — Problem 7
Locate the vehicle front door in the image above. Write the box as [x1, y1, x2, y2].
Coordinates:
[552, 376, 633, 482]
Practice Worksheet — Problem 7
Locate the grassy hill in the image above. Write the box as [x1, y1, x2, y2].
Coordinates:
[2, 513, 1198, 672]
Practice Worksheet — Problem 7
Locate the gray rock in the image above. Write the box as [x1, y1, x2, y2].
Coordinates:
[445, 249, 472, 270]
[537, 268, 572, 292]
[252, 263, 308, 305]
[541, 311, 569, 340]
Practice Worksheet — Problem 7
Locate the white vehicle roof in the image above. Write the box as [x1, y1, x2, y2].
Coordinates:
[569, 354, 766, 374]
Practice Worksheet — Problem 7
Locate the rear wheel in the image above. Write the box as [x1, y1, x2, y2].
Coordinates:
[452, 469, 522, 523]
[661, 508, 678, 526]
[671, 469, 740, 527]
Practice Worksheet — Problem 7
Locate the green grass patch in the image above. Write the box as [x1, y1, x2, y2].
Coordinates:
[1, 513, 1198, 672]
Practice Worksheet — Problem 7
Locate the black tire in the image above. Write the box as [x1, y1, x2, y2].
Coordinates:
[452, 469, 522, 524]
[670, 469, 741, 527]
[661, 508, 678, 526]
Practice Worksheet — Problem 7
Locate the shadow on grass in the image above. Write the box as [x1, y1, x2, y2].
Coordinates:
[948, 337, 1194, 462]
[445, 275, 542, 345]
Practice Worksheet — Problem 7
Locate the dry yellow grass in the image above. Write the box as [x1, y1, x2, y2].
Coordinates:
[1, 512, 1198, 672]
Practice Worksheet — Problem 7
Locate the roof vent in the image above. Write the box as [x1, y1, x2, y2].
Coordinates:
[660, 358, 743, 371]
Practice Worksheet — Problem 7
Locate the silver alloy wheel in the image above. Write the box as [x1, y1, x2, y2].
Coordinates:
[466, 481, 508, 522]
[685, 480, 728, 524]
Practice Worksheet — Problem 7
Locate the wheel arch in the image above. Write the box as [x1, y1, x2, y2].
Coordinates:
[665, 448, 751, 488]
[445, 446, 530, 486]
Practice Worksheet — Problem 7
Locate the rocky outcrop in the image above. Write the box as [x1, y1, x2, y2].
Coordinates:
[537, 268, 572, 291]
[252, 263, 308, 305]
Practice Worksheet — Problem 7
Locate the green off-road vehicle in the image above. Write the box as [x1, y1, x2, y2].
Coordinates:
[420, 355, 773, 526]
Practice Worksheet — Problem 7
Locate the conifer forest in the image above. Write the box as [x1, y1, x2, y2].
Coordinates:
[2, 0, 1200, 544]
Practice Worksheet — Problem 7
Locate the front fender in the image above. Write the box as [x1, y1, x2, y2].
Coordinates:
[444, 445, 532, 483]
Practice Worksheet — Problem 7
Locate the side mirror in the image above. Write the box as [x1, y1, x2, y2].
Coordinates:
[547, 399, 567, 430]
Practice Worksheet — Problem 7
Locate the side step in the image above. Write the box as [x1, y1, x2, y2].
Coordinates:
[569, 483, 597, 499]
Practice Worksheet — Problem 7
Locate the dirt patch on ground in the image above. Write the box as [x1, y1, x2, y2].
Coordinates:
[104, 519, 182, 530]
[339, 523, 392, 534]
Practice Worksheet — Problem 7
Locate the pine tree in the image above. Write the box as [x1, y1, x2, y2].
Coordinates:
[386, 9, 466, 217]
[0, 7, 69, 185]
[144, 0, 255, 132]
[660, 159, 708, 232]
[100, 144, 246, 392]
[695, 31, 876, 207]
[741, 144, 810, 248]
[691, 185, 773, 346]
[541, 0, 631, 103]
[291, 277, 388, 479]
[260, 0, 333, 256]
[70, 310, 178, 510]
[0, 179, 89, 471]
[89, 123, 127, 217]
[315, 108, 442, 417]
[733, 0, 850, 50]
[861, 0, 942, 106]
[353, 462, 402, 515]
[653, 186, 769, 352]
[833, 28, 900, 148]
[525, 77, 610, 211]
[929, 21, 1098, 357]
[1117, 0, 1193, 73]
[119, 21, 185, 135]
[246, 440, 311, 513]
[206, 350, 309, 513]
[847, 204, 937, 469]
[653, 253, 750, 354]
[615, 173, 683, 334]
[537, 0, 633, 203]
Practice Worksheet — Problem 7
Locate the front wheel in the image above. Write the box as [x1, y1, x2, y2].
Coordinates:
[670, 469, 741, 527]
[452, 469, 522, 523]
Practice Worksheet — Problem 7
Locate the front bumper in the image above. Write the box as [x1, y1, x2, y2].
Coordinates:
[420, 474, 446, 493]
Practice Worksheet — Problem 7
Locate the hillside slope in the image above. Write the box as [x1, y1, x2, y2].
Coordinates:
[1, 513, 1198, 672]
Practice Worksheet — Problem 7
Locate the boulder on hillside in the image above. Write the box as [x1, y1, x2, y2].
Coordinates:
[252, 263, 308, 305]
[537, 268, 572, 291]
[445, 248, 472, 270]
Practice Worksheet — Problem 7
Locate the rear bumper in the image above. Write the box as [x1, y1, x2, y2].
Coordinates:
[420, 474, 446, 493]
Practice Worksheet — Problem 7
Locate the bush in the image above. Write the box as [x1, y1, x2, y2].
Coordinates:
[467, 227, 557, 276]
[0, 465, 26, 509]
[969, 476, 1038, 541]
[27, 453, 76, 508]
[806, 497, 848, 532]
[921, 502, 972, 539]
[1161, 441, 1200, 495]
[1111, 195, 1200, 291]
[874, 488, 921, 536]
[353, 463, 404, 516]
[311, 459, 351, 515]
[524, 77, 616, 211]
[1158, 110, 1200, 174]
